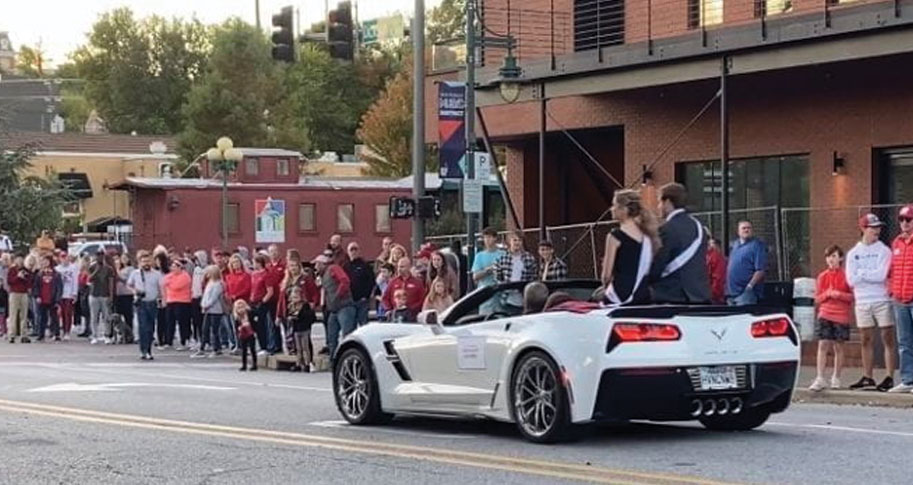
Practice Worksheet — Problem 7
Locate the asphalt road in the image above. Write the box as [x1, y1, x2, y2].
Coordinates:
[0, 341, 909, 485]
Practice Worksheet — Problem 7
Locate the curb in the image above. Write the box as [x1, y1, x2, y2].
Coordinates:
[794, 389, 913, 409]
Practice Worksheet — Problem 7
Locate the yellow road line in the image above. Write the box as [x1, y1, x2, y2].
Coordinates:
[0, 398, 740, 485]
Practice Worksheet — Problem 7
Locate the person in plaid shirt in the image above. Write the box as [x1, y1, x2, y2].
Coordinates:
[537, 240, 568, 281]
[496, 233, 538, 284]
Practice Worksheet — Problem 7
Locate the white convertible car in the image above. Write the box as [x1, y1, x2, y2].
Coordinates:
[332, 280, 800, 443]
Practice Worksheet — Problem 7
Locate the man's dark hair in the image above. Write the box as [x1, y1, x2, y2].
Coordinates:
[381, 263, 395, 273]
[481, 227, 498, 237]
[659, 183, 688, 209]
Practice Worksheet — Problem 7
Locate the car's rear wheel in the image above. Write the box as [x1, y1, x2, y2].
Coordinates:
[699, 407, 770, 431]
[510, 351, 573, 443]
[333, 347, 392, 425]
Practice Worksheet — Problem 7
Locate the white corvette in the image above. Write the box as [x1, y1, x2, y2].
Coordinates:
[332, 280, 800, 443]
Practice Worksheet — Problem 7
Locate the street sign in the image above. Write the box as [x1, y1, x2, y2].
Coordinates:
[463, 179, 483, 214]
[475, 152, 491, 180]
[362, 19, 378, 44]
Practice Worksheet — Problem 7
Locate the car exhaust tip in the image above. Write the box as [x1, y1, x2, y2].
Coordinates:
[730, 397, 743, 414]
[702, 399, 716, 416]
[716, 398, 730, 416]
[689, 399, 703, 417]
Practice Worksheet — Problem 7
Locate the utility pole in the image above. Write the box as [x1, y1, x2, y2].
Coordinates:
[255, 0, 261, 31]
[720, 56, 730, 255]
[412, 0, 426, 254]
[465, 0, 477, 278]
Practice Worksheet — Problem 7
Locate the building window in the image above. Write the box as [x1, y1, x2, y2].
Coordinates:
[226, 203, 241, 234]
[754, 0, 792, 17]
[688, 0, 724, 29]
[375, 204, 391, 233]
[337, 204, 354, 233]
[245, 158, 259, 176]
[573, 0, 625, 52]
[299, 203, 315, 232]
[675, 155, 809, 278]
[277, 158, 290, 176]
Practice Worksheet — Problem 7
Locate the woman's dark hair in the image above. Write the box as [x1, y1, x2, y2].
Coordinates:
[428, 251, 450, 282]
[254, 254, 269, 269]
[824, 245, 844, 258]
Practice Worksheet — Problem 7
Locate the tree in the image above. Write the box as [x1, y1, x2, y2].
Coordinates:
[0, 135, 71, 245]
[179, 19, 306, 162]
[72, 8, 209, 135]
[16, 45, 45, 78]
[428, 0, 465, 44]
[357, 57, 414, 177]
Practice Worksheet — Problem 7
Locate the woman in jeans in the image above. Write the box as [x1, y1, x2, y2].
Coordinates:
[162, 259, 193, 350]
[113, 255, 135, 344]
[200, 265, 226, 357]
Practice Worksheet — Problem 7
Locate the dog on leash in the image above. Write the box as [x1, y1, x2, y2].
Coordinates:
[108, 314, 129, 344]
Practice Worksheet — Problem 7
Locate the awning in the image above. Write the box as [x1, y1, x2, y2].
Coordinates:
[58, 172, 93, 199]
[86, 216, 131, 233]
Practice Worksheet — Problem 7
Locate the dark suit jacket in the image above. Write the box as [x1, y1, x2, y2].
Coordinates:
[649, 211, 711, 304]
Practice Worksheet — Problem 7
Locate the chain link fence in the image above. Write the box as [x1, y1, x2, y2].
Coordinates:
[692, 206, 783, 280]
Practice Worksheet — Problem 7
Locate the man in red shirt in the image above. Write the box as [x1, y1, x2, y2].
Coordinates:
[891, 205, 913, 392]
[383, 257, 426, 316]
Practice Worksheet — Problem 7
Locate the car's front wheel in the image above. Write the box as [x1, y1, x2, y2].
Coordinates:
[699, 407, 770, 431]
[333, 347, 392, 425]
[510, 351, 573, 443]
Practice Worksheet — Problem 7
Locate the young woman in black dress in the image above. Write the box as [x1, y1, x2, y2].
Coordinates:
[601, 190, 659, 306]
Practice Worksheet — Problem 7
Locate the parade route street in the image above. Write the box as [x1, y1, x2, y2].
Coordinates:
[0, 342, 909, 485]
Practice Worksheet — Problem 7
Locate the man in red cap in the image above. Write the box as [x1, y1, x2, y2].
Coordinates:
[890, 205, 913, 393]
[846, 213, 895, 391]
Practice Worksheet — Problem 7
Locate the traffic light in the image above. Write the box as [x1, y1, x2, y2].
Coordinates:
[327, 1, 354, 61]
[271, 6, 295, 63]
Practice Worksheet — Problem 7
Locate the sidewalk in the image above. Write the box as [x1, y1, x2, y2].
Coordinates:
[795, 366, 913, 409]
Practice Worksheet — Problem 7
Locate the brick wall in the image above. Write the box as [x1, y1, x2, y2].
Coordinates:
[488, 54, 913, 276]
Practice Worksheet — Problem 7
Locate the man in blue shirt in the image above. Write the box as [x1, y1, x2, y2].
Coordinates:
[727, 221, 767, 305]
[471, 227, 505, 313]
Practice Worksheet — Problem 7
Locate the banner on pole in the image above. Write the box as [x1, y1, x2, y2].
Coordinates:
[438, 82, 466, 179]
[255, 198, 285, 244]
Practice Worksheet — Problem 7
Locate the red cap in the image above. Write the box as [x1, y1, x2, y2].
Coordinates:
[900, 205, 913, 220]
[859, 213, 885, 229]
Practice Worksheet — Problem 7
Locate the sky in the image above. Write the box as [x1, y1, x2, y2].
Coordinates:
[2, 0, 442, 67]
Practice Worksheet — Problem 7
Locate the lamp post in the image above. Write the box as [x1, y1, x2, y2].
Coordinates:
[206, 137, 244, 249]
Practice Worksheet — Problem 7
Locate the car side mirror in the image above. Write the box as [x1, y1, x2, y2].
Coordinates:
[418, 310, 438, 325]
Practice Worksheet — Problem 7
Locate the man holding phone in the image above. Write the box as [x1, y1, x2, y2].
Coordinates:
[472, 227, 505, 314]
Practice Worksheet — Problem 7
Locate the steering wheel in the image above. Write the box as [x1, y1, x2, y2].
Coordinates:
[485, 311, 510, 321]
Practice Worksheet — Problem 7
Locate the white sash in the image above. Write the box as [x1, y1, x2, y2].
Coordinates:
[605, 236, 653, 306]
[661, 216, 703, 278]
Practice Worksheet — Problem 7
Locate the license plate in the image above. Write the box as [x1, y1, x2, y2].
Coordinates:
[698, 366, 739, 391]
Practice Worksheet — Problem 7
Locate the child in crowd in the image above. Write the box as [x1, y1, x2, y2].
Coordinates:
[232, 299, 257, 371]
[422, 277, 454, 314]
[287, 287, 316, 372]
[809, 245, 854, 391]
[375, 263, 393, 320]
[387, 288, 416, 323]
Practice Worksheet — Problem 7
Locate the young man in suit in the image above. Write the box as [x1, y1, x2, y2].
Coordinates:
[649, 183, 711, 304]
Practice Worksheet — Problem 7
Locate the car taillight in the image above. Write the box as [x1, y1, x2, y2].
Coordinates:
[613, 323, 681, 342]
[751, 318, 792, 338]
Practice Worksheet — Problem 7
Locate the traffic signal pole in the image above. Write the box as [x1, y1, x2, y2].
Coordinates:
[412, 0, 426, 255]
[465, 0, 477, 283]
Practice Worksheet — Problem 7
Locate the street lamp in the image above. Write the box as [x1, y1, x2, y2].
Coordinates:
[206, 136, 244, 249]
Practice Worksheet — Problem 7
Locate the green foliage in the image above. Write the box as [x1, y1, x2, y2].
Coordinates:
[16, 45, 44, 78]
[59, 86, 92, 133]
[428, 0, 465, 44]
[0, 137, 72, 246]
[72, 8, 209, 135]
[54, 62, 79, 79]
[178, 19, 306, 162]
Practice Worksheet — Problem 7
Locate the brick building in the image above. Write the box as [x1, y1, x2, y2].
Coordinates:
[112, 148, 418, 257]
[425, 0, 913, 280]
